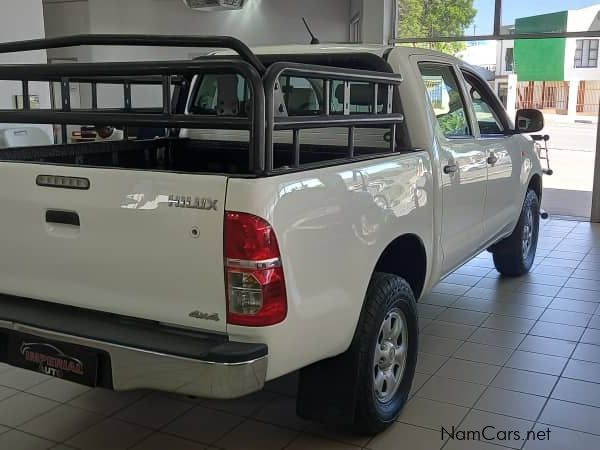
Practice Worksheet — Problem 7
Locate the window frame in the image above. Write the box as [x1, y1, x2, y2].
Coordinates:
[418, 62, 474, 140]
[460, 69, 511, 138]
[575, 39, 599, 69]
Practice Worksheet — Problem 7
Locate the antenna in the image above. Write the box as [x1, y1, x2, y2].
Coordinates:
[302, 17, 320, 45]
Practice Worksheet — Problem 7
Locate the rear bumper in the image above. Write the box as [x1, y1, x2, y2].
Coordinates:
[0, 295, 268, 399]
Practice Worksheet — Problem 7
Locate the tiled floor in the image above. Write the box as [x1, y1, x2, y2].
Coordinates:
[2, 218, 600, 449]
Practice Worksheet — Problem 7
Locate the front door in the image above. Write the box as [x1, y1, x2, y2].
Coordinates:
[419, 63, 488, 274]
[460, 69, 522, 240]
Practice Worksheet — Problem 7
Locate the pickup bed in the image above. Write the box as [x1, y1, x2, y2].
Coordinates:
[0, 35, 544, 433]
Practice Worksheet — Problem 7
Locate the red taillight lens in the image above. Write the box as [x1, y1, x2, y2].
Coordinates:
[225, 212, 287, 326]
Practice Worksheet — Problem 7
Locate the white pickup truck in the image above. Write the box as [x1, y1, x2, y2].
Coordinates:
[0, 35, 545, 433]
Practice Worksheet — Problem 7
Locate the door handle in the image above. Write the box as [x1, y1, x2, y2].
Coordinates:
[487, 153, 498, 165]
[443, 164, 458, 174]
[46, 210, 80, 226]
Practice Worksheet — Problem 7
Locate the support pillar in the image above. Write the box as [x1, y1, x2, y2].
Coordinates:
[568, 79, 580, 119]
[590, 100, 600, 222]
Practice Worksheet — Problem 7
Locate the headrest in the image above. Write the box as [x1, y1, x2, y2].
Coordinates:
[334, 83, 388, 107]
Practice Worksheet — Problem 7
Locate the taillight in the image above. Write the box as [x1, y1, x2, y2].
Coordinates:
[224, 212, 287, 326]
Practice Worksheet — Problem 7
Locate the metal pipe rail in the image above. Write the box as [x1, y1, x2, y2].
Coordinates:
[263, 62, 404, 172]
[0, 34, 266, 74]
[0, 58, 266, 173]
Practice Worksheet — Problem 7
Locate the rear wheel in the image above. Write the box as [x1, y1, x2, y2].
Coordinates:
[353, 273, 418, 434]
[491, 189, 539, 276]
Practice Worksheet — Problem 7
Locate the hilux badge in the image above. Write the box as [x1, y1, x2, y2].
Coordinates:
[189, 311, 220, 321]
[169, 195, 218, 211]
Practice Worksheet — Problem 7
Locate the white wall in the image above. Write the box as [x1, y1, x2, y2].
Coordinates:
[43, 0, 91, 62]
[565, 5, 600, 82]
[42, 0, 350, 62]
[0, 0, 52, 140]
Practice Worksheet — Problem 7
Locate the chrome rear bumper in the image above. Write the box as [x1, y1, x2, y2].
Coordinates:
[0, 320, 267, 399]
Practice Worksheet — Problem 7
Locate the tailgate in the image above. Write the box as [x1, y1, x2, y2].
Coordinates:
[0, 163, 228, 333]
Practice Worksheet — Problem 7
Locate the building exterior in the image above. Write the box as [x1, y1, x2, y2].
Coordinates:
[496, 4, 600, 117]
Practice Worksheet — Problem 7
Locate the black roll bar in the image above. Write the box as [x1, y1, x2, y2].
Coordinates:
[263, 62, 404, 171]
[0, 34, 266, 74]
[0, 58, 266, 173]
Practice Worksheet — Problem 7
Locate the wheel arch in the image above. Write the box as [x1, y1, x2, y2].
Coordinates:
[373, 233, 428, 299]
[528, 173, 542, 202]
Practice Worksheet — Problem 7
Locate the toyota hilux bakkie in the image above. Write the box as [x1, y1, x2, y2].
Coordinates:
[0, 35, 545, 433]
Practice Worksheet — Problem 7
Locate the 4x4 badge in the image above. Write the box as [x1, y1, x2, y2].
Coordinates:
[169, 195, 218, 211]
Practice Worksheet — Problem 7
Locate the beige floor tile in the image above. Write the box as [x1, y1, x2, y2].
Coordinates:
[66, 418, 152, 450]
[445, 438, 519, 450]
[115, 393, 192, 429]
[397, 397, 468, 431]
[491, 367, 557, 397]
[548, 298, 598, 314]
[200, 390, 276, 417]
[523, 424, 598, 450]
[0, 430, 54, 450]
[68, 388, 147, 416]
[556, 287, 599, 302]
[129, 432, 206, 450]
[581, 327, 600, 345]
[431, 283, 470, 296]
[530, 321, 585, 342]
[482, 314, 535, 333]
[367, 422, 443, 450]
[27, 378, 90, 403]
[0, 367, 50, 390]
[505, 350, 567, 376]
[418, 304, 446, 320]
[435, 308, 489, 326]
[19, 404, 102, 442]
[517, 335, 576, 358]
[539, 399, 600, 435]
[468, 328, 525, 349]
[420, 292, 460, 307]
[421, 320, 477, 340]
[304, 423, 371, 447]
[540, 309, 591, 327]
[572, 342, 600, 363]
[0, 385, 18, 401]
[552, 377, 600, 407]
[474, 387, 546, 421]
[415, 352, 448, 375]
[215, 419, 298, 450]
[562, 359, 600, 383]
[0, 392, 59, 427]
[286, 434, 361, 450]
[409, 372, 430, 398]
[419, 335, 463, 357]
[416, 376, 486, 407]
[162, 405, 243, 444]
[454, 342, 513, 366]
[253, 395, 310, 431]
[436, 358, 500, 385]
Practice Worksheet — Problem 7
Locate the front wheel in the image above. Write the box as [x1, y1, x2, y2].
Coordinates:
[491, 189, 540, 276]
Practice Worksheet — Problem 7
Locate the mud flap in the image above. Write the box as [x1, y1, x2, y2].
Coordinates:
[296, 350, 360, 425]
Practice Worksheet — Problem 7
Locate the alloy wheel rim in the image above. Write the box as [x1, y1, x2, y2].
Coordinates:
[522, 207, 534, 258]
[373, 309, 408, 402]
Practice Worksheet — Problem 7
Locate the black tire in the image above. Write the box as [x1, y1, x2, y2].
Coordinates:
[353, 272, 418, 434]
[491, 189, 540, 276]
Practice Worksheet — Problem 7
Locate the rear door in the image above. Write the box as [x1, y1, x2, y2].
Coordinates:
[0, 163, 228, 333]
[418, 62, 488, 273]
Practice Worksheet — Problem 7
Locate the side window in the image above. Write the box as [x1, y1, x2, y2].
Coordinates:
[419, 63, 471, 138]
[280, 76, 321, 115]
[462, 72, 505, 136]
[190, 74, 249, 115]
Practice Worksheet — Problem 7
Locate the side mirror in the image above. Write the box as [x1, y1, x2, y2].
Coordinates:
[515, 109, 544, 133]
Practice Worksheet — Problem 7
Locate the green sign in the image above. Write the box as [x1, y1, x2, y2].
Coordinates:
[514, 11, 568, 81]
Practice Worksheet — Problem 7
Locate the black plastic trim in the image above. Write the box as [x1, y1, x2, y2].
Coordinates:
[0, 295, 267, 364]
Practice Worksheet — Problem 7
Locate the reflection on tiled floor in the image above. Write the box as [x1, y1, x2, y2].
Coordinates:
[2, 219, 600, 449]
